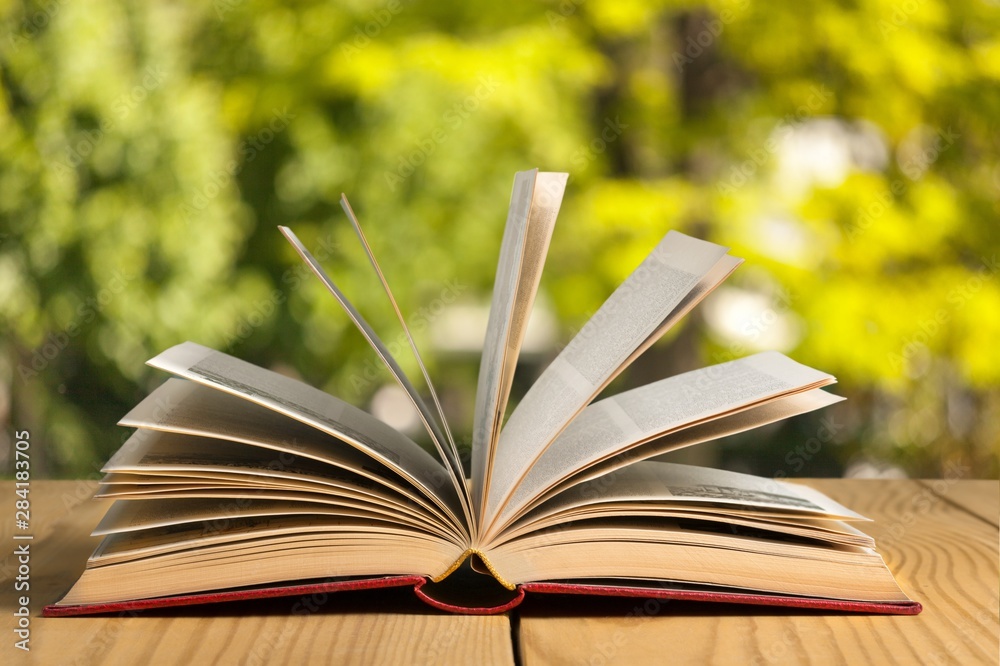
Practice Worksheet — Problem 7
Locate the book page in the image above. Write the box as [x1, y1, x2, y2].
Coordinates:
[471, 170, 535, 519]
[279, 227, 473, 529]
[620, 254, 742, 370]
[517, 461, 866, 524]
[472, 170, 568, 523]
[489, 353, 837, 531]
[338, 195, 460, 486]
[484, 231, 733, 527]
[121, 378, 401, 483]
[119, 377, 455, 526]
[94, 486, 457, 543]
[146, 342, 468, 539]
[57, 528, 463, 607]
[499, 502, 874, 549]
[486, 521, 910, 603]
[522, 388, 843, 514]
[105, 423, 457, 538]
[93, 496, 456, 543]
[89, 513, 452, 566]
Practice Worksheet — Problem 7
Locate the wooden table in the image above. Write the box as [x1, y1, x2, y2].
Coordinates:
[2, 480, 997, 664]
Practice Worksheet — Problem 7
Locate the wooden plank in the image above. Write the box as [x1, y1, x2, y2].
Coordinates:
[0, 478, 102, 541]
[25, 610, 514, 665]
[918, 478, 999, 527]
[0, 482, 515, 665]
[518, 479, 1000, 665]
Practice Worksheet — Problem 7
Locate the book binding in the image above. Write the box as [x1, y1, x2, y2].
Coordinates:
[43, 576, 922, 617]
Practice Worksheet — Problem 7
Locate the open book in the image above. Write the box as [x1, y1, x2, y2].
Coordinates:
[46, 170, 919, 616]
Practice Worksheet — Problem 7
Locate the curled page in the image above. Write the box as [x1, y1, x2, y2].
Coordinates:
[527, 388, 844, 515]
[495, 461, 871, 548]
[484, 231, 734, 528]
[117, 377, 459, 534]
[338, 196, 461, 486]
[279, 226, 474, 531]
[147, 341, 469, 539]
[471, 170, 568, 525]
[489, 354, 840, 533]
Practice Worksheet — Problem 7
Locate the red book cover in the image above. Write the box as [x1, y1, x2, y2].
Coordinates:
[43, 575, 921, 617]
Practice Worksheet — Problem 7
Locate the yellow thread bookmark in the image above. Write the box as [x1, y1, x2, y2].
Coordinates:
[432, 548, 516, 591]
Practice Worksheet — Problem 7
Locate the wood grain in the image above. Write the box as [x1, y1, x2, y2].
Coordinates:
[0, 482, 514, 665]
[518, 479, 1000, 665]
[23, 611, 514, 666]
[918, 479, 999, 528]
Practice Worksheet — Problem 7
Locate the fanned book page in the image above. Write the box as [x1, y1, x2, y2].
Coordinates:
[45, 170, 920, 618]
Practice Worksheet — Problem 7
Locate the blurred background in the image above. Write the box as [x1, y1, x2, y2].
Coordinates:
[1, 0, 997, 481]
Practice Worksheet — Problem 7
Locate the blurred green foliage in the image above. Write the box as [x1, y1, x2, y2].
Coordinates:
[1, 0, 997, 479]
